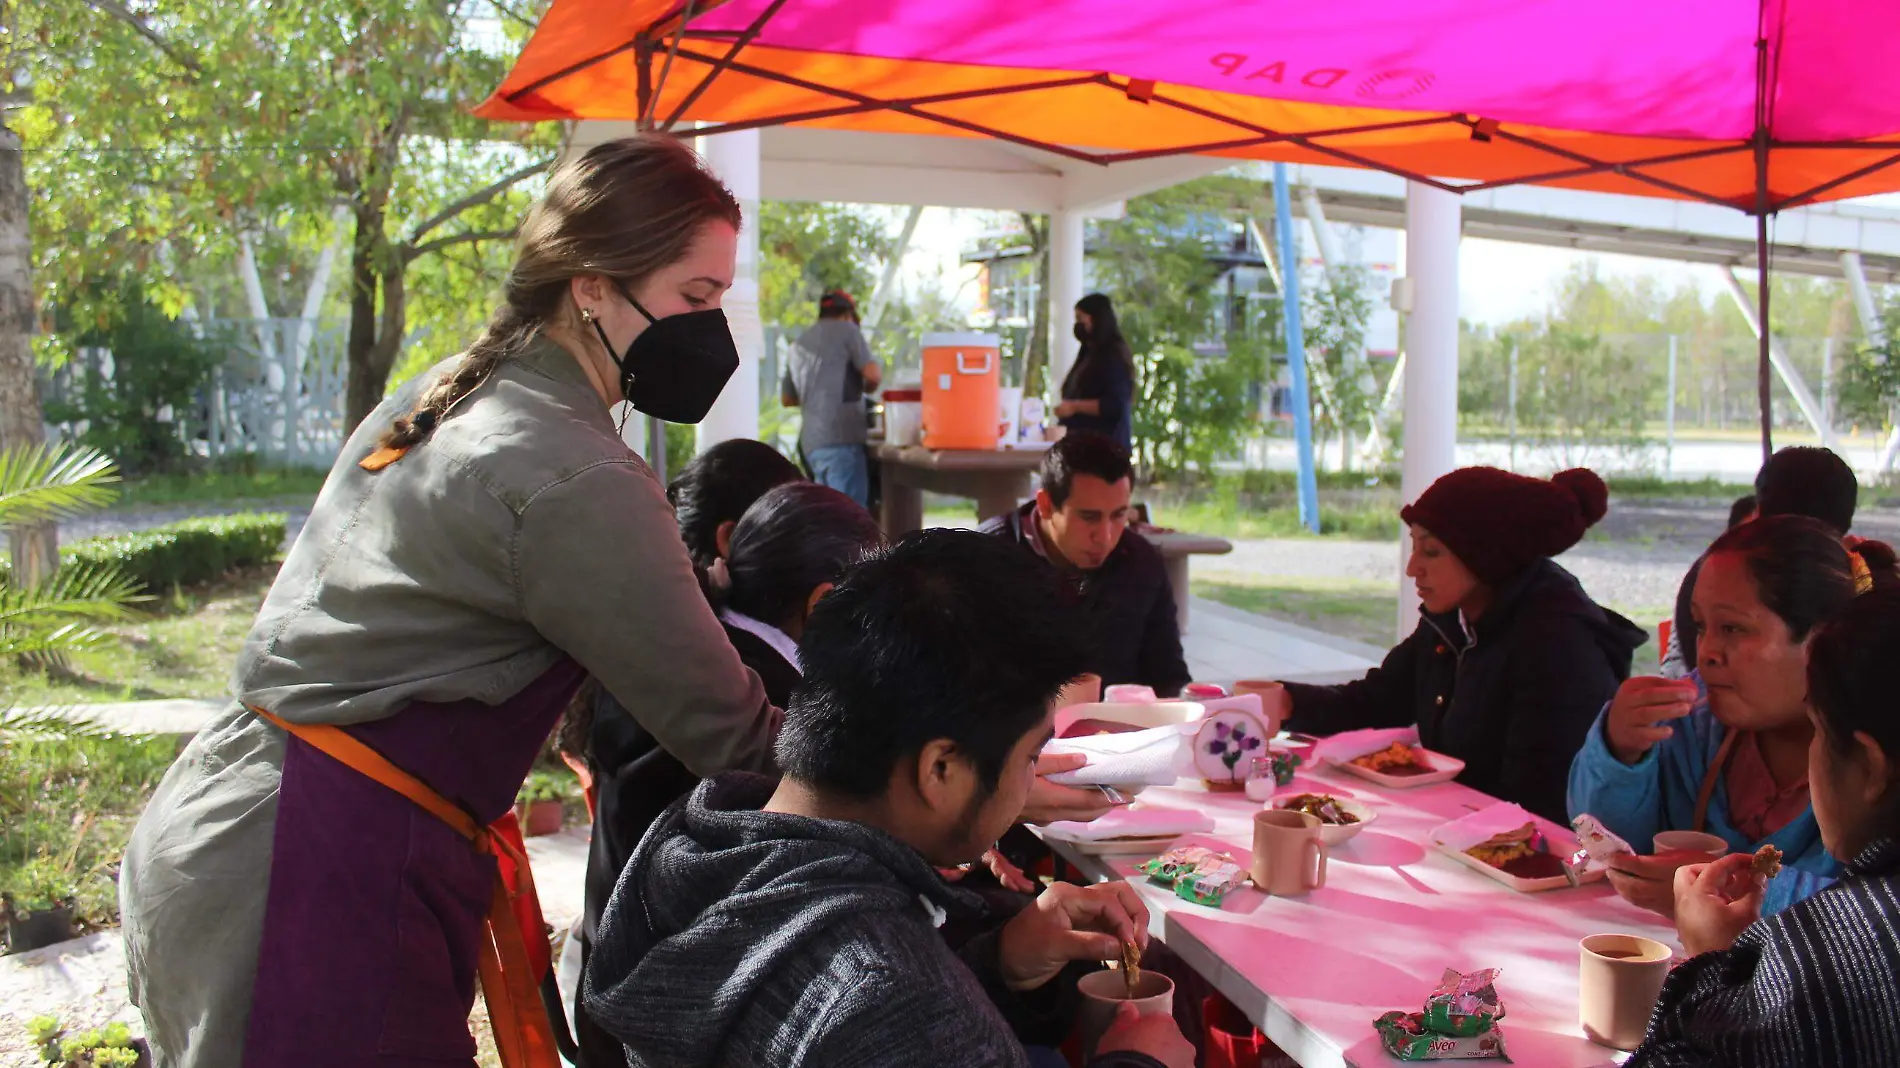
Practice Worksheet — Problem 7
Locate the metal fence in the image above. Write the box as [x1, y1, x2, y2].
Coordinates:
[42, 317, 350, 469]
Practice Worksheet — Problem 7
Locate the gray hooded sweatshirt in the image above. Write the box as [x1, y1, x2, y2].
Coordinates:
[584, 773, 1164, 1068]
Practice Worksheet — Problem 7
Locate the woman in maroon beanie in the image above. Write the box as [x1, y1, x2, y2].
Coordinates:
[1264, 466, 1647, 822]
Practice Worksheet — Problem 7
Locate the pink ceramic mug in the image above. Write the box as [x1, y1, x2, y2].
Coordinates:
[1251, 809, 1328, 895]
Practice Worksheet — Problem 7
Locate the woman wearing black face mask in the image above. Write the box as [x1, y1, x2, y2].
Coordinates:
[120, 135, 779, 1068]
[1055, 292, 1135, 452]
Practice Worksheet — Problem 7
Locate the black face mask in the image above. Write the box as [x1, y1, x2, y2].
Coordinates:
[1073, 323, 1091, 344]
[590, 282, 740, 424]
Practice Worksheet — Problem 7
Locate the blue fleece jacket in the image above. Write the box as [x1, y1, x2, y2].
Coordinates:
[1566, 674, 1837, 915]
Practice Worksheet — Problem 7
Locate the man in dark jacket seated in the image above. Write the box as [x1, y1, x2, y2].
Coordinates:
[983, 431, 1190, 698]
[584, 530, 1192, 1068]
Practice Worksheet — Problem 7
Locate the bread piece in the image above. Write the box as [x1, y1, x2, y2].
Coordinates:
[1751, 844, 1783, 879]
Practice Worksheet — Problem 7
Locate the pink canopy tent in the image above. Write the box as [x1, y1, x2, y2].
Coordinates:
[484, 0, 1900, 458]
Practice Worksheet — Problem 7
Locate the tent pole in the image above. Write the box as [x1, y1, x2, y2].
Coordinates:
[1757, 211, 1772, 466]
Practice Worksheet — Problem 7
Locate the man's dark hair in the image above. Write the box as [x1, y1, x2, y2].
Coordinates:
[777, 529, 1092, 799]
[1755, 446, 1857, 536]
[1040, 430, 1133, 509]
[723, 483, 886, 630]
[667, 439, 804, 569]
[1727, 494, 1758, 529]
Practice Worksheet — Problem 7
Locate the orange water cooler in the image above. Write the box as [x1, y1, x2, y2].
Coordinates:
[920, 332, 1001, 450]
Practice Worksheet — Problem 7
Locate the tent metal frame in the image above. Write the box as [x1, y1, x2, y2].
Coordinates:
[496, 0, 1898, 462]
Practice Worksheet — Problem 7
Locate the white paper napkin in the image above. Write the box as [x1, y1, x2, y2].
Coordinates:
[1041, 724, 1193, 786]
[1427, 801, 1578, 852]
[1039, 803, 1215, 843]
[1313, 725, 1421, 765]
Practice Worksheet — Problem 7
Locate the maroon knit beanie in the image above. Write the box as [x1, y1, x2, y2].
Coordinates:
[1399, 467, 1609, 586]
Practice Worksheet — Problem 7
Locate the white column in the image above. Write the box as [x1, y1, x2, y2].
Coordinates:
[1396, 182, 1461, 639]
[1048, 209, 1086, 391]
[696, 128, 763, 448]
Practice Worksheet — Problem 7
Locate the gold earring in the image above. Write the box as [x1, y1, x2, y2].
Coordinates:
[579, 307, 598, 323]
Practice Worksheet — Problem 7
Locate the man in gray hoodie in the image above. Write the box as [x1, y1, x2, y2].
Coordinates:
[585, 529, 1192, 1067]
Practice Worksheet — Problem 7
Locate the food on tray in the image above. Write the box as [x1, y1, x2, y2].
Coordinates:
[1350, 741, 1436, 776]
[1570, 813, 1633, 863]
[1374, 968, 1509, 1061]
[1278, 793, 1361, 825]
[1119, 940, 1142, 997]
[1465, 822, 1570, 880]
[1752, 844, 1784, 879]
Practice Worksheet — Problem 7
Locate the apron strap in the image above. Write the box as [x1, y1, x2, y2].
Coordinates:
[1692, 729, 1744, 835]
[249, 705, 559, 1068]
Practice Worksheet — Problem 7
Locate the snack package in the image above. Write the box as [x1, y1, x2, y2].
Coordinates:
[1139, 845, 1234, 887]
[1569, 814, 1633, 863]
[1173, 863, 1243, 906]
[1375, 1012, 1510, 1061]
[1421, 968, 1505, 1037]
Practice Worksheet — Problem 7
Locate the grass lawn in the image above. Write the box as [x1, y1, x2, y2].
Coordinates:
[115, 466, 326, 509]
[1193, 576, 1399, 648]
[0, 566, 274, 707]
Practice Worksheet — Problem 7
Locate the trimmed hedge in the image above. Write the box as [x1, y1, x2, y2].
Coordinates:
[0, 512, 287, 592]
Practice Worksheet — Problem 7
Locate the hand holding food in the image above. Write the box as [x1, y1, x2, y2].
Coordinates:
[997, 881, 1149, 991]
[1604, 676, 1699, 765]
[1674, 852, 1767, 957]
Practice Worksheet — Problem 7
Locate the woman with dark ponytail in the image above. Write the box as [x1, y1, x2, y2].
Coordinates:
[571, 481, 883, 1066]
[1571, 516, 1900, 922]
[121, 135, 781, 1068]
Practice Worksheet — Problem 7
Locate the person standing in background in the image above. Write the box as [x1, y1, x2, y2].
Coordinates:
[1057, 293, 1135, 453]
[782, 289, 880, 507]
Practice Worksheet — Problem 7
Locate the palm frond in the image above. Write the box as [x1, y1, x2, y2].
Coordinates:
[0, 560, 144, 627]
[0, 443, 121, 528]
[0, 707, 116, 741]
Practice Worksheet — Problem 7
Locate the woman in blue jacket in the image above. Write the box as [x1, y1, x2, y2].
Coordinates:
[1569, 516, 1895, 917]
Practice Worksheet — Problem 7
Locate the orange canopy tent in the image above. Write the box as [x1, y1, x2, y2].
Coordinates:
[481, 0, 1900, 456]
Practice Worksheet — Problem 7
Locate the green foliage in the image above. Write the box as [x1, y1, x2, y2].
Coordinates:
[21, 1012, 144, 1064]
[516, 767, 570, 805]
[1089, 176, 1276, 476]
[0, 444, 121, 527]
[1463, 319, 1657, 467]
[2, 732, 178, 933]
[1835, 300, 1900, 433]
[117, 462, 327, 508]
[33, 514, 287, 595]
[1301, 264, 1379, 446]
[3, 857, 78, 913]
[19, 0, 558, 418]
[41, 289, 231, 474]
[759, 202, 897, 331]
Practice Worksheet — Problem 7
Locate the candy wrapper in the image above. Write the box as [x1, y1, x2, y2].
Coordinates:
[1173, 863, 1243, 906]
[1569, 814, 1633, 864]
[1139, 845, 1234, 886]
[1421, 968, 1505, 1037]
[1372, 969, 1511, 1060]
[1375, 1012, 1510, 1061]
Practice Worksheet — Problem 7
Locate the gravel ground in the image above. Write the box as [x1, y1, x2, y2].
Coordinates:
[1199, 497, 1900, 617]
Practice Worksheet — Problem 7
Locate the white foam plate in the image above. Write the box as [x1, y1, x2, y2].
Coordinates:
[1327, 747, 1465, 788]
[1430, 837, 1607, 893]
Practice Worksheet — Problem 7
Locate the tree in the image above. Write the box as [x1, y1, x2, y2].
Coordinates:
[1087, 176, 1273, 476]
[758, 201, 894, 332]
[1, 0, 54, 581]
[19, 0, 558, 433]
[1834, 298, 1900, 442]
[1302, 262, 1377, 467]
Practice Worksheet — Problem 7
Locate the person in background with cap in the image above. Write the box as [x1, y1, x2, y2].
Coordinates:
[781, 289, 881, 507]
[1250, 467, 1647, 823]
[1661, 447, 1861, 680]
